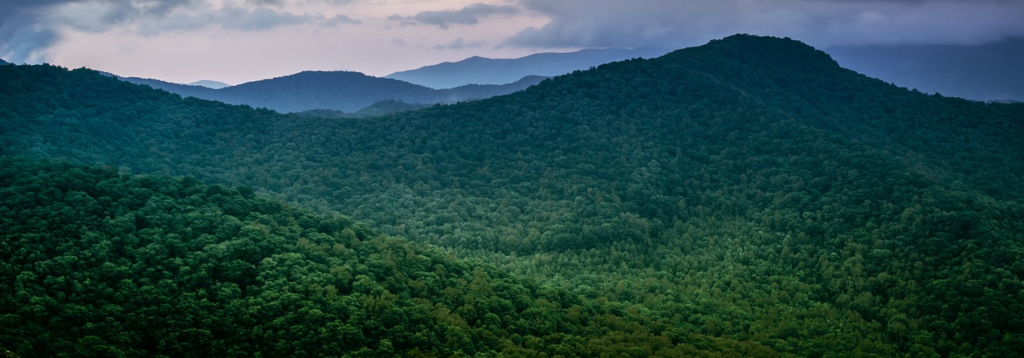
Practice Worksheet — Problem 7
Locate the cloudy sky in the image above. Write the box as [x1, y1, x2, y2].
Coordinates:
[2, 0, 1023, 84]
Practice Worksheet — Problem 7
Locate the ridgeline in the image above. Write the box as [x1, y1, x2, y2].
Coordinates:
[2, 34, 1023, 356]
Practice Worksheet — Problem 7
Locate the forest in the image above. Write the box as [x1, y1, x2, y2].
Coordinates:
[2, 34, 1023, 356]
[3, 158, 783, 357]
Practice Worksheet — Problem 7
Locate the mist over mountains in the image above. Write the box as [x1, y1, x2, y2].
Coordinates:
[384, 40, 1024, 102]
[386, 47, 671, 89]
[828, 38, 1024, 102]
[2, 35, 1023, 357]
[106, 38, 1024, 118]
[121, 71, 546, 113]
[187, 79, 230, 89]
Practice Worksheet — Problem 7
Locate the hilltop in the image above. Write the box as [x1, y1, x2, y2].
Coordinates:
[2, 34, 1023, 356]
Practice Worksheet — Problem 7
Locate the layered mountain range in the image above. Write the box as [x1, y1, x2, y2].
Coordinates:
[121, 71, 546, 113]
[2, 35, 1022, 357]
[111, 38, 1024, 118]
[829, 37, 1024, 102]
[386, 47, 670, 89]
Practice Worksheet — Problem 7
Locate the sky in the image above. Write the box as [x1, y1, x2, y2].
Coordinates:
[2, 0, 1023, 85]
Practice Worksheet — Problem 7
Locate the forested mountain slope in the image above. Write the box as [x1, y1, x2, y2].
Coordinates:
[122, 71, 546, 113]
[2, 34, 1023, 356]
[1, 158, 775, 357]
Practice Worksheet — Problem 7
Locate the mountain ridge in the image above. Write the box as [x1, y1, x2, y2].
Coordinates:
[827, 37, 1024, 101]
[386, 47, 670, 89]
[2, 34, 1023, 356]
[121, 70, 545, 113]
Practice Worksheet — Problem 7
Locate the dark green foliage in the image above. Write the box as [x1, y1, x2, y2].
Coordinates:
[1, 158, 771, 357]
[2, 34, 1023, 356]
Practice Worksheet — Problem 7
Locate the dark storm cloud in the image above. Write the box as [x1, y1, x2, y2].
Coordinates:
[0, 0, 348, 62]
[391, 3, 521, 30]
[433, 37, 487, 50]
[219, 7, 313, 31]
[324, 14, 362, 26]
[136, 5, 353, 35]
[387, 14, 418, 27]
[0, 0, 199, 62]
[503, 0, 1024, 49]
[244, 0, 357, 5]
[248, 0, 285, 6]
[0, 11, 59, 63]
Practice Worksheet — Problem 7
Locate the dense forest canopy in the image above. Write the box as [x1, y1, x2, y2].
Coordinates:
[2, 34, 1023, 356]
[2, 158, 782, 357]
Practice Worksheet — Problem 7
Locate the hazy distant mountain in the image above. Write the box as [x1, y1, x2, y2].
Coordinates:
[386, 47, 670, 89]
[188, 80, 230, 89]
[122, 77, 218, 98]
[0, 58, 10, 66]
[827, 38, 1024, 102]
[122, 71, 545, 113]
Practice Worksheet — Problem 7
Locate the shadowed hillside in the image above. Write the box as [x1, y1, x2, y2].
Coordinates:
[2, 34, 1023, 356]
[2, 158, 777, 357]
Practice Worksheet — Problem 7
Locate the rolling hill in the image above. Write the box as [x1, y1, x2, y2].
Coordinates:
[2, 34, 1023, 356]
[386, 47, 670, 89]
[122, 71, 546, 113]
